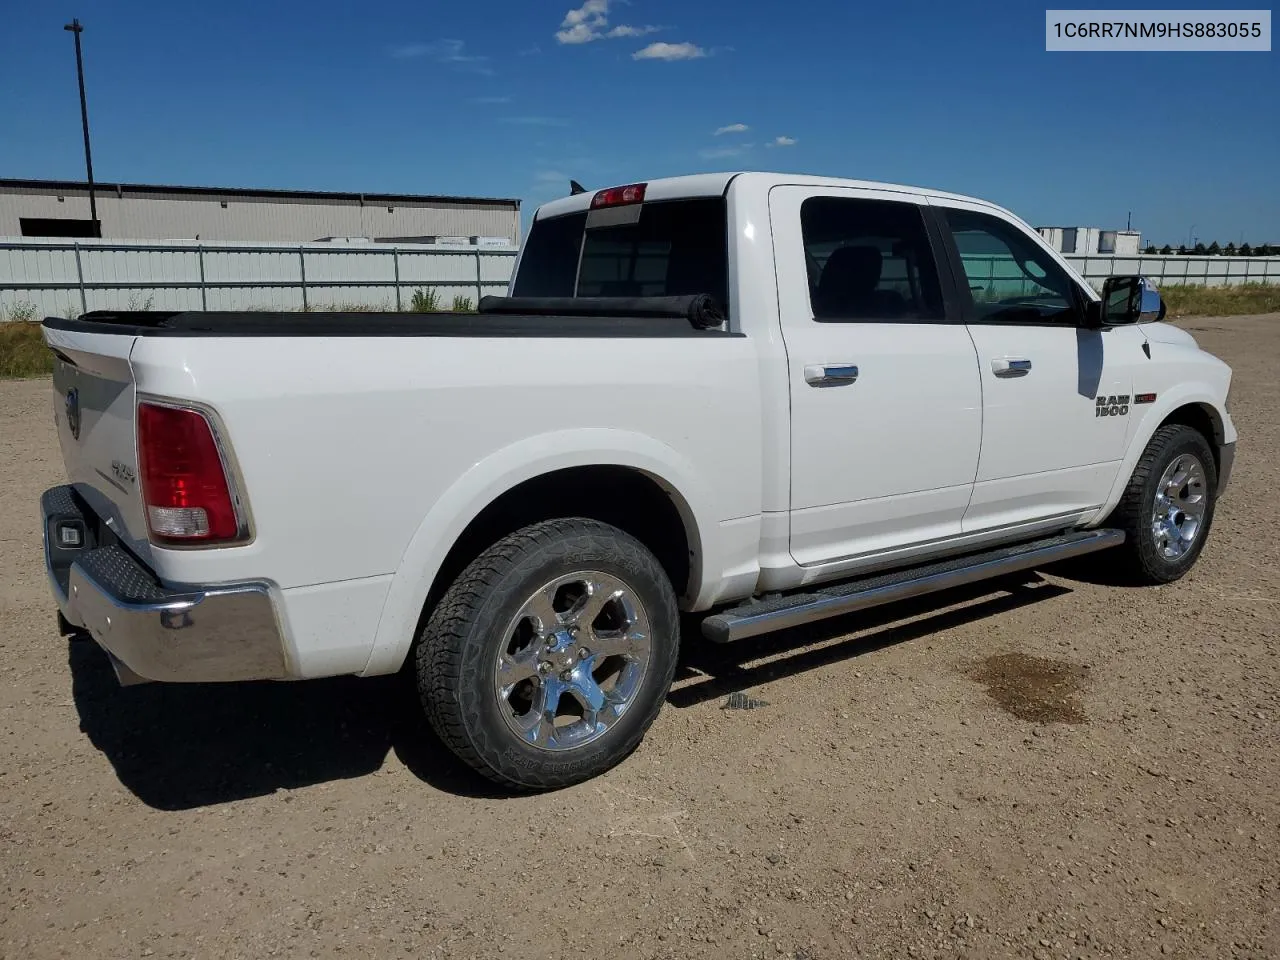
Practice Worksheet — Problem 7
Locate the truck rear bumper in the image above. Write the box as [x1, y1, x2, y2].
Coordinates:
[42, 486, 289, 685]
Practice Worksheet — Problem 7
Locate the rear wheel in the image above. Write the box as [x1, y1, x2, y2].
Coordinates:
[1106, 424, 1218, 584]
[416, 518, 680, 790]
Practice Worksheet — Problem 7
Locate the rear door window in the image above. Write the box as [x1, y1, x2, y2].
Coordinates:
[512, 198, 729, 310]
[799, 197, 945, 322]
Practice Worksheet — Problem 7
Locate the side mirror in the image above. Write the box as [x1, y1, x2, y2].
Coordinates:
[1100, 275, 1165, 326]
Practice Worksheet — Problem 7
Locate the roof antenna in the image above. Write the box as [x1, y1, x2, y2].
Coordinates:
[569, 179, 587, 196]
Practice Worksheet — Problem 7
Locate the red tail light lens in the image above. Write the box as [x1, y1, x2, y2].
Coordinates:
[137, 401, 243, 544]
[591, 183, 647, 209]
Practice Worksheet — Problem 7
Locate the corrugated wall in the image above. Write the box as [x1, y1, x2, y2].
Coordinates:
[6, 240, 1278, 321]
[0, 238, 518, 317]
[0, 185, 520, 244]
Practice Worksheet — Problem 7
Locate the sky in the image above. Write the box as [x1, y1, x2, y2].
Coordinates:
[1, 0, 1276, 245]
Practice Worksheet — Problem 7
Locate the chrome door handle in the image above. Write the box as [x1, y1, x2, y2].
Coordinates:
[804, 363, 859, 387]
[991, 358, 1032, 378]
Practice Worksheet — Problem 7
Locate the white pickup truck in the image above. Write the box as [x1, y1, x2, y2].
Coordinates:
[41, 171, 1236, 789]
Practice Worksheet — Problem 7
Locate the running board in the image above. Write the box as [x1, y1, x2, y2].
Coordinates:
[701, 528, 1125, 644]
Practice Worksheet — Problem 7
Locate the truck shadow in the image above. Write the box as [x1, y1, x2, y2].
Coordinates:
[668, 575, 1072, 708]
[67, 640, 510, 809]
[68, 575, 1072, 809]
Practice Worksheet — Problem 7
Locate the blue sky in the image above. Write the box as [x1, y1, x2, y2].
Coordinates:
[1, 0, 1276, 244]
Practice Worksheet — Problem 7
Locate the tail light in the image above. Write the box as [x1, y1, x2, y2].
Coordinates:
[591, 183, 646, 209]
[137, 401, 246, 545]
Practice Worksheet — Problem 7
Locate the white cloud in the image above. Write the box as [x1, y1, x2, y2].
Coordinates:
[767, 135, 797, 147]
[561, 0, 609, 28]
[556, 1, 661, 44]
[714, 123, 749, 136]
[501, 116, 570, 127]
[556, 22, 601, 43]
[535, 170, 568, 183]
[470, 96, 512, 104]
[632, 41, 706, 60]
[699, 144, 752, 159]
[556, 0, 608, 43]
[391, 39, 479, 62]
[391, 39, 493, 74]
[606, 24, 661, 38]
[391, 42, 433, 58]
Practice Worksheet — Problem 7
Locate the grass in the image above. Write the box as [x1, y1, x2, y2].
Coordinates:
[1159, 283, 1280, 317]
[408, 289, 475, 313]
[409, 288, 441, 312]
[0, 321, 55, 378]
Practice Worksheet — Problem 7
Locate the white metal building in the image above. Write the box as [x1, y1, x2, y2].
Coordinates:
[1038, 225, 1142, 256]
[0, 178, 521, 245]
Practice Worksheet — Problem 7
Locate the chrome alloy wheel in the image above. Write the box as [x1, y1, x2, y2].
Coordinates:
[1151, 454, 1208, 560]
[494, 571, 652, 751]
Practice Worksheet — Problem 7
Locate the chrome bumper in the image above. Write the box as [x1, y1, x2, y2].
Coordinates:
[42, 485, 288, 685]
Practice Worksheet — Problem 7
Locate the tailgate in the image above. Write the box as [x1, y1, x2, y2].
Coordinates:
[43, 324, 152, 563]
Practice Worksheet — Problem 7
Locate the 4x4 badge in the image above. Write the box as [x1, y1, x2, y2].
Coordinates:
[65, 388, 81, 440]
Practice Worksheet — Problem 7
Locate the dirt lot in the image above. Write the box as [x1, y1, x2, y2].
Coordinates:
[2, 315, 1277, 960]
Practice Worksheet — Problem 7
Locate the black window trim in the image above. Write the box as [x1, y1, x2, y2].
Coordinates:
[800, 195, 963, 326]
[928, 203, 1092, 329]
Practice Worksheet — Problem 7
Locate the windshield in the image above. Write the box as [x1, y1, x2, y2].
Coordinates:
[512, 197, 730, 311]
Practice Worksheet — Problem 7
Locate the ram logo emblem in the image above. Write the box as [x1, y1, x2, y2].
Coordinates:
[1095, 394, 1130, 418]
[65, 388, 81, 440]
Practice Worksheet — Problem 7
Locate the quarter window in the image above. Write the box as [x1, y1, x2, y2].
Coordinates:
[799, 197, 944, 322]
[944, 208, 1082, 325]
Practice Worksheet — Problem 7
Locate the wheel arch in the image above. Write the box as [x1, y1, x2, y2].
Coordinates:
[1159, 401, 1224, 458]
[1093, 386, 1229, 524]
[361, 429, 716, 677]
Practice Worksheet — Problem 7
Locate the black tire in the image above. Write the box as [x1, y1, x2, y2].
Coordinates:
[416, 518, 680, 791]
[1105, 424, 1218, 585]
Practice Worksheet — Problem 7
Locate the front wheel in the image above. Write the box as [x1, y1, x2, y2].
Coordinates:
[1106, 423, 1219, 584]
[416, 518, 680, 790]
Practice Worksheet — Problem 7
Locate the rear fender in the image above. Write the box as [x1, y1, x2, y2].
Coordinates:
[361, 428, 718, 677]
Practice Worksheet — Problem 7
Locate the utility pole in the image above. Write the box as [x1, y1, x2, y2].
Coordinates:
[63, 18, 98, 233]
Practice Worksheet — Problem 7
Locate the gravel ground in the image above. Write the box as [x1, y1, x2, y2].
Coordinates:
[1, 315, 1276, 960]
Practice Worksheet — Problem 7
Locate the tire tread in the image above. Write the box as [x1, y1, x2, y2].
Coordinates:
[1106, 423, 1217, 584]
[415, 518, 677, 791]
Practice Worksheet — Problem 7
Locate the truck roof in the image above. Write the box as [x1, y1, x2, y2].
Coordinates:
[532, 171, 1010, 221]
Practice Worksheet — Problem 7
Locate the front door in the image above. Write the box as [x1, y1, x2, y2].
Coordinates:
[930, 200, 1147, 533]
[770, 186, 983, 569]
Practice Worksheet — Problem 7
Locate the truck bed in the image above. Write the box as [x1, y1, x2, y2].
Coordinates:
[43, 297, 737, 340]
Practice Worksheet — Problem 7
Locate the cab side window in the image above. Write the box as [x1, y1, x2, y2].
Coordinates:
[943, 208, 1084, 325]
[800, 197, 945, 322]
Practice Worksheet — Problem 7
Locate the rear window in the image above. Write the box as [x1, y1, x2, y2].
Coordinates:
[512, 198, 729, 310]
[800, 196, 944, 322]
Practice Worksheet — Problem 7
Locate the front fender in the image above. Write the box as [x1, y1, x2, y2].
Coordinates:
[1091, 382, 1234, 524]
[360, 428, 720, 677]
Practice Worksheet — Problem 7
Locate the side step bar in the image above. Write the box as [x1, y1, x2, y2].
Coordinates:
[701, 528, 1125, 644]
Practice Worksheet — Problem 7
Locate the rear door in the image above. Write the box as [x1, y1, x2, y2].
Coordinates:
[43, 325, 152, 561]
[769, 186, 983, 570]
[929, 199, 1143, 532]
